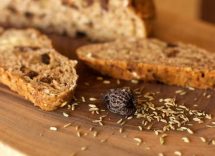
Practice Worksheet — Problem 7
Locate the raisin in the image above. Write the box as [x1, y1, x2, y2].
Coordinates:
[40, 77, 52, 84]
[166, 50, 179, 58]
[85, 0, 94, 7]
[100, 0, 109, 11]
[166, 42, 178, 48]
[25, 12, 34, 18]
[75, 31, 87, 38]
[103, 87, 136, 116]
[41, 53, 50, 65]
[26, 71, 38, 79]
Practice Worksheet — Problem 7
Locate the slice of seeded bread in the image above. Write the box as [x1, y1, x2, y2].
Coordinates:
[0, 0, 155, 41]
[77, 39, 215, 89]
[0, 28, 78, 111]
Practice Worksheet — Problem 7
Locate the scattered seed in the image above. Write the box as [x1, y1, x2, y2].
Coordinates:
[117, 118, 123, 124]
[84, 82, 89, 86]
[49, 126, 58, 131]
[97, 77, 103, 80]
[89, 127, 94, 131]
[174, 151, 182, 156]
[93, 131, 98, 137]
[131, 80, 139, 84]
[119, 128, 123, 133]
[182, 137, 190, 143]
[158, 153, 164, 156]
[187, 128, 194, 134]
[200, 137, 206, 143]
[89, 97, 97, 101]
[117, 80, 121, 85]
[134, 137, 142, 145]
[207, 95, 211, 99]
[100, 139, 107, 143]
[81, 146, 87, 151]
[63, 123, 71, 128]
[81, 96, 86, 102]
[103, 80, 110, 84]
[75, 125, 80, 131]
[63, 112, 69, 117]
[77, 131, 81, 137]
[138, 126, 143, 131]
[211, 140, 215, 145]
[187, 86, 195, 91]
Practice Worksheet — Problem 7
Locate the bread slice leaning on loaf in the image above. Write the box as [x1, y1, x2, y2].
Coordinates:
[77, 39, 215, 89]
[0, 28, 78, 111]
[0, 0, 155, 41]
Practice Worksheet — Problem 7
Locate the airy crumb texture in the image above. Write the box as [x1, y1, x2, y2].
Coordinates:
[0, 28, 78, 111]
[77, 38, 215, 89]
[0, 0, 155, 41]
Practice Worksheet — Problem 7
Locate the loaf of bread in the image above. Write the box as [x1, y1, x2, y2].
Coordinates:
[77, 39, 215, 89]
[0, 28, 78, 111]
[0, 0, 155, 41]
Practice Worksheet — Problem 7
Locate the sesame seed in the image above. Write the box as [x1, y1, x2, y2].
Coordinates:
[49, 126, 58, 131]
[119, 128, 123, 133]
[116, 80, 121, 85]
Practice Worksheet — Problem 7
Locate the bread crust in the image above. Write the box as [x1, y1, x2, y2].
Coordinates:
[0, 28, 78, 111]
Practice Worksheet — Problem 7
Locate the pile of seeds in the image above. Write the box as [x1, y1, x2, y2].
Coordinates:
[133, 89, 212, 134]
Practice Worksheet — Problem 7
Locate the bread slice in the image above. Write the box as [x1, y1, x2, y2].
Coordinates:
[0, 28, 78, 111]
[0, 0, 155, 41]
[77, 38, 215, 89]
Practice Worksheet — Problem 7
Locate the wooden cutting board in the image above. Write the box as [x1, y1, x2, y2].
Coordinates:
[1, 10, 215, 156]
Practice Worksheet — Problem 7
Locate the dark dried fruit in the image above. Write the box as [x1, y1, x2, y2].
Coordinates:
[26, 71, 38, 79]
[41, 53, 50, 64]
[166, 42, 178, 48]
[166, 50, 180, 58]
[40, 77, 52, 84]
[25, 12, 34, 18]
[103, 87, 136, 116]
[100, 0, 109, 11]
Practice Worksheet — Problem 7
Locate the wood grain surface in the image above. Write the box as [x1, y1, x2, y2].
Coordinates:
[1, 9, 215, 156]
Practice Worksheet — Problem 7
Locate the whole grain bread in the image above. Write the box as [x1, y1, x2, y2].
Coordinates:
[0, 28, 78, 111]
[0, 0, 155, 41]
[77, 39, 215, 89]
